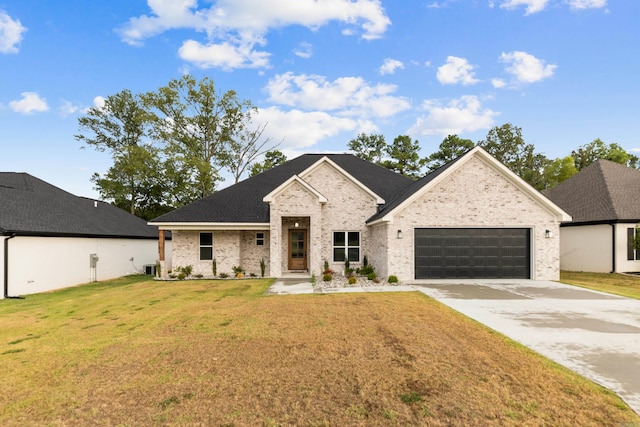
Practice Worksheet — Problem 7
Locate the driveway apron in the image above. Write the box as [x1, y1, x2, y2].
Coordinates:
[412, 280, 640, 414]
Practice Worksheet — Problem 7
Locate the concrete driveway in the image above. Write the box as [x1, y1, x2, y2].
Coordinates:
[412, 280, 640, 414]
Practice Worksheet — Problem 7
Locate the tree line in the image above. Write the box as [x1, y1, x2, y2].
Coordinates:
[78, 76, 637, 220]
[76, 75, 279, 220]
[348, 124, 638, 189]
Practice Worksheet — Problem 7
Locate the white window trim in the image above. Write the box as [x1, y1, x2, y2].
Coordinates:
[333, 231, 361, 263]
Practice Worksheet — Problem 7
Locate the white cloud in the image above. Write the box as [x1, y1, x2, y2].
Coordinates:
[499, 0, 550, 14]
[0, 11, 27, 54]
[254, 106, 357, 150]
[118, 0, 390, 69]
[500, 51, 557, 83]
[265, 72, 410, 118]
[408, 95, 498, 137]
[59, 100, 81, 116]
[293, 42, 313, 59]
[566, 0, 607, 10]
[9, 92, 49, 114]
[178, 38, 270, 70]
[437, 56, 479, 85]
[379, 58, 404, 75]
[491, 78, 507, 88]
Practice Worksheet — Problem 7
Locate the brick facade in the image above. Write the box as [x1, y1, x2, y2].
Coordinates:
[385, 155, 561, 281]
[164, 151, 565, 282]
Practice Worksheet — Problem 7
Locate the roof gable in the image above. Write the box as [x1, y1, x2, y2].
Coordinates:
[0, 172, 157, 238]
[368, 146, 571, 224]
[263, 175, 328, 204]
[151, 154, 412, 225]
[544, 159, 640, 223]
[299, 156, 385, 204]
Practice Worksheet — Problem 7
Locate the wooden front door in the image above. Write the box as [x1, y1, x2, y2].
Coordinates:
[288, 229, 307, 270]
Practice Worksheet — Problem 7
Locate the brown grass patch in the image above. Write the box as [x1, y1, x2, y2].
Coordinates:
[561, 270, 640, 299]
[0, 277, 637, 426]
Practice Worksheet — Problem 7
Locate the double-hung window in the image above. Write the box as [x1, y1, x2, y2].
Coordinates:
[200, 232, 213, 260]
[256, 232, 265, 246]
[333, 231, 360, 262]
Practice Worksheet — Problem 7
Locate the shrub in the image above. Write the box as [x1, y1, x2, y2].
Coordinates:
[363, 255, 369, 267]
[260, 258, 266, 277]
[212, 259, 217, 276]
[219, 272, 229, 279]
[155, 261, 161, 277]
[367, 272, 377, 281]
[182, 265, 193, 276]
[357, 264, 374, 276]
[232, 265, 244, 275]
[388, 275, 398, 284]
[348, 276, 357, 285]
[177, 272, 186, 280]
[324, 259, 329, 271]
[194, 273, 203, 279]
[250, 273, 257, 278]
[323, 273, 333, 282]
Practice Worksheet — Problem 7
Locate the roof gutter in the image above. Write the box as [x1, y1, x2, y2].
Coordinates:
[3, 234, 24, 299]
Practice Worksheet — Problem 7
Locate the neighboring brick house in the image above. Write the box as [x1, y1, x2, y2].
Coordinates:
[544, 159, 640, 273]
[0, 172, 165, 299]
[150, 147, 570, 281]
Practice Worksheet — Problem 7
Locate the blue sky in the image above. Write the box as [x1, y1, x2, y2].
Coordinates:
[1, 0, 637, 199]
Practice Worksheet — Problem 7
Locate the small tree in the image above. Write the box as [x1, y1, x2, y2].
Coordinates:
[348, 133, 386, 163]
[380, 135, 423, 179]
[250, 150, 288, 177]
[423, 134, 474, 172]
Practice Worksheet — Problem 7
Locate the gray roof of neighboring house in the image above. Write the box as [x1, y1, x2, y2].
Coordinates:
[543, 159, 640, 224]
[151, 154, 414, 223]
[0, 172, 158, 238]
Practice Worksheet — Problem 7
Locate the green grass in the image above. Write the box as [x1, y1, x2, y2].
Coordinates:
[0, 275, 638, 426]
[560, 271, 640, 299]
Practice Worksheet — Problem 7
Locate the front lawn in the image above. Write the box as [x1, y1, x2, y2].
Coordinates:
[560, 271, 640, 299]
[0, 276, 637, 426]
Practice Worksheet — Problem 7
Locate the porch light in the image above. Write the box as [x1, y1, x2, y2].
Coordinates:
[294, 222, 299, 228]
[545, 229, 553, 238]
[397, 229, 403, 239]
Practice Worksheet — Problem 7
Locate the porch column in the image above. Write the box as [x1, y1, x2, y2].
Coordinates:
[158, 229, 165, 261]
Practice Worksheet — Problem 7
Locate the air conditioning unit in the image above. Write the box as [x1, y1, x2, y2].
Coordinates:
[144, 264, 156, 275]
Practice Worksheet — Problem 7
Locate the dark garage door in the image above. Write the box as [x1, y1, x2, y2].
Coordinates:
[415, 228, 530, 279]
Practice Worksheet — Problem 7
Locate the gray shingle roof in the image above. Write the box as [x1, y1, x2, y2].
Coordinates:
[543, 160, 640, 224]
[0, 172, 158, 238]
[151, 154, 413, 223]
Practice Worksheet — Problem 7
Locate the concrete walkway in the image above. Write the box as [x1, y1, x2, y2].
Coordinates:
[265, 278, 640, 414]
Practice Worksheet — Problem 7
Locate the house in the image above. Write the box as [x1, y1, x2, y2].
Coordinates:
[544, 159, 640, 273]
[0, 172, 166, 299]
[149, 147, 570, 281]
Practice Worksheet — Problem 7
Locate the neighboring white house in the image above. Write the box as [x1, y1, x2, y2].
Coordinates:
[544, 159, 640, 273]
[150, 147, 570, 282]
[0, 172, 167, 299]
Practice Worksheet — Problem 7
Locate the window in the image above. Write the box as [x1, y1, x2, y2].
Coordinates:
[333, 231, 360, 262]
[627, 228, 639, 261]
[200, 232, 213, 260]
[256, 232, 265, 246]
